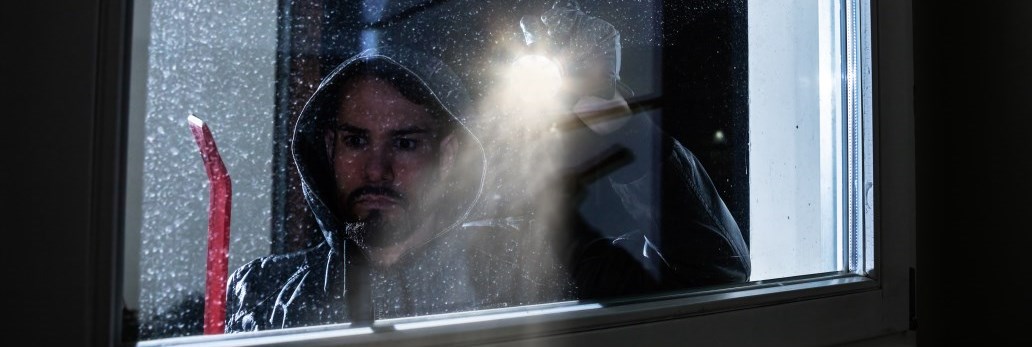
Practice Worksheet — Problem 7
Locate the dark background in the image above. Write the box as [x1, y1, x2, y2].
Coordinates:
[6, 0, 1032, 345]
[913, 0, 1032, 345]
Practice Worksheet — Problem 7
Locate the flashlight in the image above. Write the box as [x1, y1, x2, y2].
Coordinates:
[507, 54, 563, 102]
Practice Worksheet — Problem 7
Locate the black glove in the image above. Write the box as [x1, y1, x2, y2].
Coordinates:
[519, 1, 633, 100]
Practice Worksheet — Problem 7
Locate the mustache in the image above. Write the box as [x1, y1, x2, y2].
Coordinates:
[346, 186, 405, 206]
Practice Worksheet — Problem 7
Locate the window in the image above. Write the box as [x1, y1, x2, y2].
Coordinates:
[116, 0, 914, 346]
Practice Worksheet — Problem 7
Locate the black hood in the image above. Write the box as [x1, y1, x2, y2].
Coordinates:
[291, 46, 487, 253]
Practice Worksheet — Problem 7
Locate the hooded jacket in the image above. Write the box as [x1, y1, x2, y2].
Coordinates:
[225, 46, 573, 333]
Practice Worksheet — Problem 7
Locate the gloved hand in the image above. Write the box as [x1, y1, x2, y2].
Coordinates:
[519, 0, 631, 101]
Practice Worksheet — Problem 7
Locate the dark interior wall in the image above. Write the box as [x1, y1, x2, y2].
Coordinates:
[5, 0, 124, 346]
[913, 0, 1032, 345]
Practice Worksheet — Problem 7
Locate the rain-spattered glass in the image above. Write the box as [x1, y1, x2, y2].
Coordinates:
[124, 0, 861, 343]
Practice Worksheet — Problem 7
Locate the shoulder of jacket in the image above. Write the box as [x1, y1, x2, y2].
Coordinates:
[228, 244, 326, 289]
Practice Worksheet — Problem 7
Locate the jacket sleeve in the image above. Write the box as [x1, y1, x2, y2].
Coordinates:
[224, 255, 291, 333]
[652, 140, 751, 288]
[562, 139, 750, 299]
[224, 259, 262, 333]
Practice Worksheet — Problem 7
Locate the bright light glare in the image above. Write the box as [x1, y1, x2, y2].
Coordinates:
[507, 55, 562, 102]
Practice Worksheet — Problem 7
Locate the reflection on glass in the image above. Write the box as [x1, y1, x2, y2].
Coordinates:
[126, 0, 846, 342]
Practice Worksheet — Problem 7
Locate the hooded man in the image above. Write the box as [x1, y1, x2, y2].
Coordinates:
[225, 46, 572, 333]
[491, 1, 752, 299]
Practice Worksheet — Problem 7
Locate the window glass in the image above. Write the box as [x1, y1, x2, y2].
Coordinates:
[124, 0, 854, 342]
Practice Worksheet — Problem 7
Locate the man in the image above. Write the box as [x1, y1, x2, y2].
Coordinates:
[225, 46, 572, 333]
[493, 0, 752, 299]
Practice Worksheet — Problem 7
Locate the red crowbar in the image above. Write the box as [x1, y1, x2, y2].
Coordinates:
[187, 114, 232, 335]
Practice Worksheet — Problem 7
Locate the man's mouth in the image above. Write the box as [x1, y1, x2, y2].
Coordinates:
[354, 194, 401, 209]
[347, 186, 406, 212]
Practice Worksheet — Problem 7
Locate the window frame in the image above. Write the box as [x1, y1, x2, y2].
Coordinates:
[91, 0, 916, 345]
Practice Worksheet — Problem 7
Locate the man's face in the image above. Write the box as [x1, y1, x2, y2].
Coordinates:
[325, 76, 452, 246]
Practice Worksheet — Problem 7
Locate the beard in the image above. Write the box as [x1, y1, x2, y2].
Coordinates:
[338, 169, 448, 252]
[344, 208, 419, 251]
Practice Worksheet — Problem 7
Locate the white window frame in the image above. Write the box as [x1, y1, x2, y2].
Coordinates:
[91, 0, 915, 345]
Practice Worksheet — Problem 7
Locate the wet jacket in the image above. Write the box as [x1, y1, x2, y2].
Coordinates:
[225, 47, 572, 333]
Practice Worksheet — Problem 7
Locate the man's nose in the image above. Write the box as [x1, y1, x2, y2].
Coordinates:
[363, 146, 394, 182]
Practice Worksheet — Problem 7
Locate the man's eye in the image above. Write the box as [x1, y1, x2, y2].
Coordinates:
[342, 135, 367, 148]
[395, 138, 419, 150]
